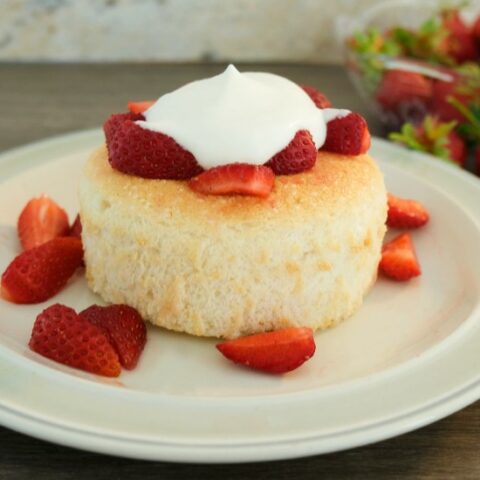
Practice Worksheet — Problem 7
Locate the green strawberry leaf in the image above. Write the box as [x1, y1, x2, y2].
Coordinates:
[389, 116, 459, 165]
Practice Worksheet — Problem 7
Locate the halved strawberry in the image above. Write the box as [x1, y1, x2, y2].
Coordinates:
[376, 70, 432, 110]
[1, 237, 83, 304]
[29, 304, 121, 377]
[379, 233, 421, 281]
[321, 112, 371, 155]
[217, 327, 316, 374]
[17, 196, 69, 251]
[127, 100, 155, 114]
[79, 305, 147, 370]
[265, 130, 317, 175]
[387, 194, 429, 229]
[301, 85, 332, 108]
[107, 119, 203, 180]
[69, 214, 82, 239]
[188, 164, 275, 197]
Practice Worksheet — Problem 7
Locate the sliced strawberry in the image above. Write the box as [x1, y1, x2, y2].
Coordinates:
[217, 327, 315, 374]
[79, 305, 146, 370]
[188, 164, 274, 197]
[17, 196, 69, 251]
[29, 304, 121, 377]
[103, 112, 144, 147]
[321, 112, 371, 155]
[69, 214, 82, 239]
[1, 237, 83, 304]
[127, 100, 155, 114]
[387, 194, 429, 229]
[301, 85, 332, 108]
[106, 119, 203, 180]
[376, 70, 432, 110]
[265, 130, 317, 175]
[379, 233, 421, 281]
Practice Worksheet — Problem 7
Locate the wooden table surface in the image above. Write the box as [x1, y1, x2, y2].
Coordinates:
[0, 63, 478, 480]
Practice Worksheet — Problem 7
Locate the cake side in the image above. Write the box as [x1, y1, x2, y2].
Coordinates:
[79, 146, 387, 338]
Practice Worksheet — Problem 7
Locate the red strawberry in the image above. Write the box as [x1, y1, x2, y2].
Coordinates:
[431, 78, 474, 123]
[474, 16, 480, 43]
[301, 85, 332, 108]
[188, 164, 274, 197]
[127, 100, 155, 114]
[103, 112, 144, 147]
[107, 119, 203, 180]
[79, 305, 146, 370]
[216, 327, 316, 374]
[445, 130, 467, 167]
[29, 304, 121, 377]
[69, 214, 82, 239]
[387, 193, 429, 229]
[1, 237, 83, 304]
[17, 196, 69, 251]
[265, 130, 317, 175]
[376, 70, 432, 110]
[441, 9, 478, 63]
[379, 233, 421, 281]
[321, 112, 371, 155]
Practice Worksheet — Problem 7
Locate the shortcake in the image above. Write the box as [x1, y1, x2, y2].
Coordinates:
[79, 65, 387, 338]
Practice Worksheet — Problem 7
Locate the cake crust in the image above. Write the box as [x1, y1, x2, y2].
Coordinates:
[79, 146, 387, 338]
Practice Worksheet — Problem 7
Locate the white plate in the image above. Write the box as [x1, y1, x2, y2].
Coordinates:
[0, 131, 479, 463]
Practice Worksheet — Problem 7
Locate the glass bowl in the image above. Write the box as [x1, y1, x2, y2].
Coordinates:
[341, 0, 480, 133]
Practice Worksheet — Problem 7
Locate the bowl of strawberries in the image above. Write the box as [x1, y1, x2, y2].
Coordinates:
[345, 0, 480, 174]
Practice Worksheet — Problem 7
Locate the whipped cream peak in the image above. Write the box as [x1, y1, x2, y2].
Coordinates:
[137, 65, 347, 170]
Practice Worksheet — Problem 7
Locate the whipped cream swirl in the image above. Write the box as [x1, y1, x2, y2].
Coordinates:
[137, 65, 349, 169]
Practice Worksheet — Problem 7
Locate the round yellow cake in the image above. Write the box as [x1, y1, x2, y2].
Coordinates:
[79, 146, 387, 338]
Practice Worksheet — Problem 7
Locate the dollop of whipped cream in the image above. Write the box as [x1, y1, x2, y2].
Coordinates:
[136, 65, 349, 169]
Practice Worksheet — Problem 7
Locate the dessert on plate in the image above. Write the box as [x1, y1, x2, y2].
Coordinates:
[78, 65, 388, 339]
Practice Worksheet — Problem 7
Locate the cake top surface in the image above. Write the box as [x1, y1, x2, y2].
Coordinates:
[84, 146, 385, 226]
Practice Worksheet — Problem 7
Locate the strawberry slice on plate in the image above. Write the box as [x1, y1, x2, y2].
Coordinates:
[29, 304, 121, 377]
[321, 112, 371, 155]
[1, 237, 84, 304]
[265, 130, 317, 175]
[387, 194, 429, 229]
[17, 195, 70, 251]
[217, 327, 316, 374]
[79, 305, 147, 370]
[379, 233, 421, 281]
[188, 164, 275, 197]
[127, 100, 155, 114]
